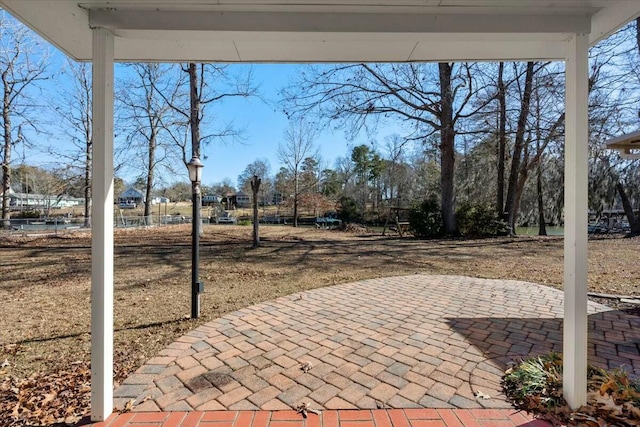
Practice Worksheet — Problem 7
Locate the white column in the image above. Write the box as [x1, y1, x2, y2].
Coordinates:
[91, 27, 115, 422]
[563, 32, 589, 410]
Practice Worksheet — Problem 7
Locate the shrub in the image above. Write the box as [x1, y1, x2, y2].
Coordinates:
[337, 196, 361, 223]
[237, 219, 251, 226]
[456, 202, 508, 237]
[408, 197, 444, 238]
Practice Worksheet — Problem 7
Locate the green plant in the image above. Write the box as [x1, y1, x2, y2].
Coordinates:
[337, 196, 361, 223]
[456, 202, 508, 237]
[502, 352, 565, 412]
[408, 197, 444, 238]
[503, 352, 640, 426]
[237, 219, 251, 226]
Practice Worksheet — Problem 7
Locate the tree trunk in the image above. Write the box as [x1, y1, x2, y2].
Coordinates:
[361, 174, 367, 222]
[188, 63, 201, 159]
[2, 78, 12, 229]
[536, 160, 547, 236]
[533, 87, 547, 237]
[505, 62, 535, 235]
[512, 142, 531, 235]
[251, 175, 261, 247]
[497, 62, 507, 218]
[293, 172, 299, 227]
[616, 182, 640, 236]
[438, 63, 456, 235]
[144, 129, 156, 223]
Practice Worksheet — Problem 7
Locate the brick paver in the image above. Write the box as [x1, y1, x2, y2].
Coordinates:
[113, 275, 639, 416]
[87, 409, 546, 426]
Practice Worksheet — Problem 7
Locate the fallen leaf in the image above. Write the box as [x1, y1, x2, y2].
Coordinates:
[122, 398, 135, 413]
[475, 390, 491, 400]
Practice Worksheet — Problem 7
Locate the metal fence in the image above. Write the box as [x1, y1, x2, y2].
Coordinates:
[115, 215, 192, 228]
[4, 215, 201, 234]
[4, 217, 86, 234]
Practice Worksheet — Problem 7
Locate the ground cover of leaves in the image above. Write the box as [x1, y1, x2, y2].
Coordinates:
[503, 352, 640, 426]
[1, 224, 639, 425]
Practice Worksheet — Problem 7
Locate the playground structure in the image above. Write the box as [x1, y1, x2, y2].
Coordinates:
[382, 207, 411, 237]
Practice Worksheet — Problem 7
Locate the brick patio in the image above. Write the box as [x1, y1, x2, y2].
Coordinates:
[88, 408, 549, 426]
[105, 275, 639, 425]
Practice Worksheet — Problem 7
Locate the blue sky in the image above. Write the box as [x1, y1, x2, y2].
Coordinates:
[7, 13, 396, 190]
[193, 63, 360, 187]
[7, 10, 401, 189]
[24, 48, 385, 189]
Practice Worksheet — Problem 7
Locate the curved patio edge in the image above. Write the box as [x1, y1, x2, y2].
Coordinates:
[113, 274, 639, 414]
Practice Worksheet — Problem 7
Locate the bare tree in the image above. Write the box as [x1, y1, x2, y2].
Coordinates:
[617, 181, 640, 235]
[152, 63, 258, 232]
[503, 62, 536, 234]
[471, 61, 561, 234]
[238, 158, 270, 193]
[496, 62, 507, 218]
[282, 62, 491, 234]
[238, 158, 271, 209]
[0, 14, 48, 228]
[50, 60, 92, 227]
[118, 63, 181, 222]
[156, 63, 259, 166]
[278, 121, 318, 227]
[250, 175, 261, 247]
[382, 135, 412, 208]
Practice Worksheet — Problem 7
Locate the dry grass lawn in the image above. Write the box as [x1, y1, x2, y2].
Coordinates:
[0, 224, 639, 423]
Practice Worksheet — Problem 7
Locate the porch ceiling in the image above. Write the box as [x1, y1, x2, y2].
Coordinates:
[1, 1, 639, 63]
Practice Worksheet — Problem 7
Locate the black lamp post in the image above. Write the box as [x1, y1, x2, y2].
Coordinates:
[187, 156, 204, 319]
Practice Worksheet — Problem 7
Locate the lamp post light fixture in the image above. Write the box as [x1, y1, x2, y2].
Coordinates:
[187, 155, 204, 319]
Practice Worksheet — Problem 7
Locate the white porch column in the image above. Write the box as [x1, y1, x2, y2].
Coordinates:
[563, 32, 589, 410]
[91, 27, 115, 422]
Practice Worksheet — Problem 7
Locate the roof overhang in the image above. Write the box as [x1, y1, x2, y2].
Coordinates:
[1, 1, 640, 63]
[605, 130, 640, 160]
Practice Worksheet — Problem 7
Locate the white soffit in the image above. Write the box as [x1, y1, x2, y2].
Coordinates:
[1, 1, 640, 62]
[605, 129, 640, 159]
[605, 129, 640, 149]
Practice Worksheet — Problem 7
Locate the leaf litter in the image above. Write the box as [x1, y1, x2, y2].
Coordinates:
[1, 225, 638, 425]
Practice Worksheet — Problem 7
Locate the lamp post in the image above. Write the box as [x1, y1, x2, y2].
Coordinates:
[187, 156, 204, 319]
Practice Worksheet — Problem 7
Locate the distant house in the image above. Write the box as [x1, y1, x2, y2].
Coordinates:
[231, 191, 251, 208]
[117, 188, 145, 205]
[151, 196, 170, 204]
[2, 187, 83, 210]
[271, 191, 283, 205]
[202, 194, 222, 206]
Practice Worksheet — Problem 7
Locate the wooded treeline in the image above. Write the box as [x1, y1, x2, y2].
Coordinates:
[1, 14, 640, 234]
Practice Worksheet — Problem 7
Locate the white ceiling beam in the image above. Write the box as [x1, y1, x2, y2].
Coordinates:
[106, 37, 566, 62]
[89, 9, 591, 34]
[589, 0, 640, 44]
[409, 40, 566, 62]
